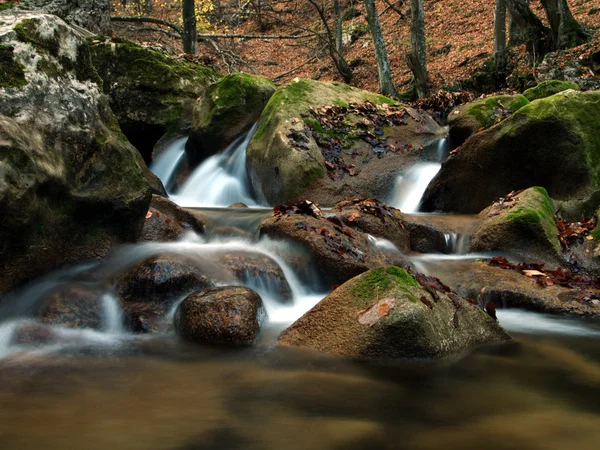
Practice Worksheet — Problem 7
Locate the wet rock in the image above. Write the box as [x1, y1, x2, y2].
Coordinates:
[422, 90, 600, 218]
[228, 202, 249, 208]
[470, 187, 562, 264]
[0, 14, 153, 295]
[278, 266, 510, 358]
[150, 195, 206, 233]
[247, 78, 444, 206]
[174, 286, 265, 345]
[122, 302, 169, 334]
[89, 38, 219, 163]
[523, 80, 580, 101]
[447, 94, 529, 146]
[139, 195, 205, 242]
[12, 322, 58, 346]
[211, 226, 254, 241]
[259, 210, 390, 286]
[218, 252, 293, 303]
[188, 73, 276, 163]
[39, 286, 104, 329]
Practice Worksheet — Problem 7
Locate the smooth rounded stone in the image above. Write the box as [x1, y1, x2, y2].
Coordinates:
[39, 286, 104, 330]
[447, 94, 529, 146]
[422, 90, 600, 218]
[139, 195, 206, 242]
[174, 286, 265, 345]
[11, 322, 58, 346]
[278, 266, 510, 358]
[228, 202, 249, 208]
[122, 302, 170, 334]
[149, 195, 205, 234]
[469, 187, 562, 264]
[117, 254, 214, 306]
[523, 80, 580, 101]
[218, 252, 293, 303]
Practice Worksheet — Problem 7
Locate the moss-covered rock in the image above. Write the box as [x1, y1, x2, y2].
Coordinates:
[422, 90, 600, 217]
[523, 80, 580, 101]
[0, 14, 154, 295]
[278, 267, 510, 358]
[448, 94, 529, 146]
[470, 187, 562, 264]
[188, 73, 275, 163]
[247, 78, 444, 205]
[0, 44, 27, 89]
[89, 38, 219, 163]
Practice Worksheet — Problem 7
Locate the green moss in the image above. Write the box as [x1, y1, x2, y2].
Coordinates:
[523, 80, 580, 101]
[385, 266, 419, 287]
[351, 266, 419, 299]
[333, 99, 350, 108]
[0, 44, 27, 89]
[468, 94, 529, 128]
[0, 1, 15, 11]
[14, 19, 60, 56]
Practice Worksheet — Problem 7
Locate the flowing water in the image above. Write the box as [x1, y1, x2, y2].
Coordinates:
[1, 134, 599, 449]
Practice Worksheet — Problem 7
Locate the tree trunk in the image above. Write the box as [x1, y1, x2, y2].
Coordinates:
[334, 0, 343, 55]
[408, 0, 428, 98]
[364, 0, 396, 97]
[540, 0, 587, 49]
[182, 0, 198, 56]
[506, 0, 550, 62]
[494, 0, 507, 73]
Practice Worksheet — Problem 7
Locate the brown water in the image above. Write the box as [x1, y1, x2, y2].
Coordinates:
[0, 329, 599, 450]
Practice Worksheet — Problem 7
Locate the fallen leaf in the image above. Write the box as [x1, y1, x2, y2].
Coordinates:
[145, 211, 153, 219]
[523, 269, 546, 277]
[358, 298, 395, 326]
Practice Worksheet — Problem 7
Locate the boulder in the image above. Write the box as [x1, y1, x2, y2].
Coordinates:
[0, 14, 153, 295]
[278, 266, 510, 358]
[537, 52, 600, 91]
[39, 286, 104, 329]
[174, 286, 265, 345]
[421, 90, 600, 217]
[259, 206, 390, 286]
[523, 80, 580, 101]
[448, 94, 529, 146]
[470, 187, 562, 264]
[187, 73, 276, 164]
[89, 38, 219, 163]
[15, 0, 112, 34]
[246, 78, 445, 205]
[138, 195, 205, 242]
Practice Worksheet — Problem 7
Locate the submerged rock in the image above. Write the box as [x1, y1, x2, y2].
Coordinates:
[278, 267, 510, 358]
[174, 286, 265, 345]
[523, 80, 580, 101]
[0, 14, 153, 295]
[89, 38, 219, 163]
[188, 73, 276, 163]
[422, 90, 600, 217]
[448, 94, 529, 146]
[39, 286, 104, 330]
[470, 187, 562, 264]
[246, 78, 444, 205]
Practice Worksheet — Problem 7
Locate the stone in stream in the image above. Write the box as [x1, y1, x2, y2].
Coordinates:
[39, 286, 104, 330]
[174, 286, 265, 345]
[469, 187, 563, 265]
[421, 90, 600, 218]
[278, 266, 510, 358]
[187, 73, 276, 164]
[447, 94, 529, 146]
[139, 195, 206, 242]
[0, 14, 155, 296]
[246, 78, 445, 206]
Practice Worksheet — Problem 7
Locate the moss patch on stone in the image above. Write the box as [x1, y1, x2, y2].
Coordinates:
[14, 18, 61, 56]
[523, 80, 580, 101]
[0, 44, 27, 89]
[351, 266, 419, 299]
[0, 1, 15, 11]
[467, 94, 530, 128]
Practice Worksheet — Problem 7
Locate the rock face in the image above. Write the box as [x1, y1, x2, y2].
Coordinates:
[278, 267, 510, 358]
[523, 80, 580, 101]
[470, 187, 562, 264]
[0, 14, 153, 295]
[90, 38, 219, 163]
[246, 78, 445, 205]
[421, 90, 600, 217]
[187, 73, 276, 164]
[18, 0, 112, 34]
[447, 94, 529, 146]
[174, 286, 265, 345]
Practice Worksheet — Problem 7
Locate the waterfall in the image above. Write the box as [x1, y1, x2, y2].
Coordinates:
[101, 293, 124, 334]
[389, 137, 449, 213]
[151, 124, 262, 208]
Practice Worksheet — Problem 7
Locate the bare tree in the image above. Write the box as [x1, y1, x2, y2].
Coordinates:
[406, 0, 427, 98]
[182, 0, 198, 55]
[364, 0, 396, 97]
[539, 0, 587, 49]
[334, 0, 343, 55]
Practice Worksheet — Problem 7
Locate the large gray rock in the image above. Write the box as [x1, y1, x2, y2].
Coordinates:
[278, 266, 510, 358]
[0, 14, 153, 294]
[17, 0, 112, 34]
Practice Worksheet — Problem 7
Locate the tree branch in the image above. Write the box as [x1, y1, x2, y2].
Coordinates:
[111, 16, 183, 35]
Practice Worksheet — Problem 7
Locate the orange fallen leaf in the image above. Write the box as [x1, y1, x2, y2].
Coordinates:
[358, 298, 395, 327]
[523, 270, 546, 277]
[145, 211, 153, 219]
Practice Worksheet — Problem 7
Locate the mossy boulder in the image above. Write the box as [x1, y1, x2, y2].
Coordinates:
[278, 267, 510, 358]
[470, 187, 562, 264]
[89, 38, 219, 163]
[422, 90, 600, 217]
[523, 80, 580, 101]
[174, 286, 265, 345]
[448, 94, 529, 146]
[247, 78, 444, 205]
[187, 73, 276, 163]
[0, 14, 154, 295]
